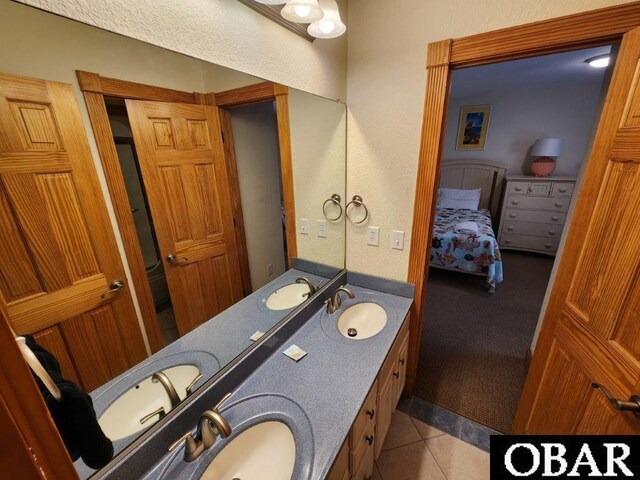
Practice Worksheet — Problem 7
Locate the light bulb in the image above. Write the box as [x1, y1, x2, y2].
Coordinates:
[585, 54, 610, 68]
[318, 21, 335, 34]
[294, 5, 311, 17]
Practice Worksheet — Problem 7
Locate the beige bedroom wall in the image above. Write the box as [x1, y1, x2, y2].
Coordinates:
[14, 0, 348, 101]
[346, 0, 636, 281]
[289, 89, 347, 269]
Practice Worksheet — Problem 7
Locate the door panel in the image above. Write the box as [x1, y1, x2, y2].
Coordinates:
[0, 73, 147, 391]
[515, 29, 640, 434]
[126, 100, 243, 336]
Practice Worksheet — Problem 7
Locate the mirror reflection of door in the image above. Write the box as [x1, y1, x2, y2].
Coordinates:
[126, 100, 244, 337]
[0, 73, 148, 392]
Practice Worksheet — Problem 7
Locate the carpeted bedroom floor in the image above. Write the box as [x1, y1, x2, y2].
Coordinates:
[414, 251, 555, 433]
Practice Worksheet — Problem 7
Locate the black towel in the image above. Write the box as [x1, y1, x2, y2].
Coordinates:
[24, 335, 114, 469]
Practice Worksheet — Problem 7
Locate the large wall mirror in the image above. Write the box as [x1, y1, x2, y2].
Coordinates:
[0, 1, 345, 476]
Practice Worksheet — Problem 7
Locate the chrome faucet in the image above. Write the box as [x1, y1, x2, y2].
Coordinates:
[295, 276, 317, 297]
[326, 286, 355, 314]
[152, 371, 181, 408]
[168, 392, 233, 462]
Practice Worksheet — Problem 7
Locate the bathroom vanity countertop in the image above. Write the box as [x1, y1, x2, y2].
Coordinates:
[144, 283, 412, 480]
[76, 268, 328, 478]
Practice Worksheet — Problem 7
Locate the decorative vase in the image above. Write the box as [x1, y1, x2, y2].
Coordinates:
[530, 156, 556, 177]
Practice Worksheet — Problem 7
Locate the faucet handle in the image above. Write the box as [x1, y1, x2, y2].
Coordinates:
[214, 392, 232, 412]
[168, 430, 198, 454]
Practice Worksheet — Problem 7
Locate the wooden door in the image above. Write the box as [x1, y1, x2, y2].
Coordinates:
[0, 73, 147, 392]
[514, 28, 640, 434]
[126, 100, 243, 336]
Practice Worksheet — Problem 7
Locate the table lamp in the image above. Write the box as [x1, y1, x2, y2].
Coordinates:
[530, 138, 562, 177]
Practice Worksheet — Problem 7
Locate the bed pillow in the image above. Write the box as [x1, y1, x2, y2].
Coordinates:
[437, 188, 481, 210]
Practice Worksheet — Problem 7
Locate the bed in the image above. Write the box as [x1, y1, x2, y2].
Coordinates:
[429, 160, 507, 292]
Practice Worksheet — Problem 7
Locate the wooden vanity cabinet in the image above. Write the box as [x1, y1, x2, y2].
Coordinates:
[327, 316, 410, 480]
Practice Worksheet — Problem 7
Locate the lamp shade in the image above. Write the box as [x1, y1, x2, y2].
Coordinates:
[531, 138, 562, 157]
[281, 0, 324, 23]
[308, 0, 346, 38]
[253, 0, 287, 4]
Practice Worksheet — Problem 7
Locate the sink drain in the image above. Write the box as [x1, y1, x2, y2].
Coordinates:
[347, 328, 358, 337]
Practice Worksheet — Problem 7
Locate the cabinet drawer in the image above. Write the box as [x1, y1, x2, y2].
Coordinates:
[508, 181, 529, 195]
[351, 381, 377, 447]
[501, 233, 559, 253]
[352, 440, 374, 480]
[351, 422, 375, 477]
[395, 332, 409, 404]
[380, 315, 409, 382]
[503, 208, 566, 224]
[327, 438, 350, 480]
[505, 195, 569, 211]
[551, 182, 574, 197]
[502, 221, 563, 238]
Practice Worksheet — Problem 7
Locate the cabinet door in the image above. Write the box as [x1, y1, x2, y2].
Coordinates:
[375, 366, 395, 459]
[327, 438, 350, 480]
[395, 333, 410, 403]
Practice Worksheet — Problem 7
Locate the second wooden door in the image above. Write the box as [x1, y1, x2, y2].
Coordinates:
[126, 100, 244, 336]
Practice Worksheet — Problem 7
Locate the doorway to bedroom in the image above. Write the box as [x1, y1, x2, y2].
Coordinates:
[413, 44, 617, 434]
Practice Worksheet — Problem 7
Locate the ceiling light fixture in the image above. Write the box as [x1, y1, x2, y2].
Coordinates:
[281, 0, 324, 23]
[585, 54, 610, 68]
[308, 0, 346, 38]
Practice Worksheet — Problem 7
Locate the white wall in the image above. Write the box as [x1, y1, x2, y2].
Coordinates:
[346, 0, 636, 282]
[15, 0, 348, 101]
[442, 83, 604, 176]
[289, 89, 347, 268]
[230, 103, 287, 291]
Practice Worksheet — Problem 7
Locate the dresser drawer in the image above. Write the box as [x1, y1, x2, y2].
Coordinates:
[508, 181, 530, 195]
[505, 195, 570, 211]
[501, 233, 559, 253]
[503, 209, 566, 224]
[502, 221, 562, 238]
[351, 421, 375, 477]
[551, 182, 574, 197]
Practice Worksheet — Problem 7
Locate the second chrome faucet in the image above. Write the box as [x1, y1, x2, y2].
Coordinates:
[168, 392, 233, 462]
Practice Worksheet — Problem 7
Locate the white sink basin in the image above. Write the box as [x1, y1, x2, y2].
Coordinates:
[337, 302, 387, 340]
[201, 421, 295, 480]
[266, 283, 310, 310]
[99, 365, 200, 441]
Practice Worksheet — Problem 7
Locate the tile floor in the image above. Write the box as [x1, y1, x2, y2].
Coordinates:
[372, 411, 490, 480]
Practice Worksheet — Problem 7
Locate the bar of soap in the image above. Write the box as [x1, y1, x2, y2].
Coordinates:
[282, 344, 307, 362]
[250, 331, 265, 342]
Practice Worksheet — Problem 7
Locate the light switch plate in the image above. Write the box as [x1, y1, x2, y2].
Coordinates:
[317, 219, 327, 238]
[367, 226, 380, 246]
[300, 218, 309, 235]
[392, 230, 405, 250]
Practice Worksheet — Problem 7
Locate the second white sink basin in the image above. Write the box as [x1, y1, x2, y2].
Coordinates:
[201, 421, 295, 480]
[99, 364, 200, 441]
[337, 302, 387, 340]
[266, 283, 310, 310]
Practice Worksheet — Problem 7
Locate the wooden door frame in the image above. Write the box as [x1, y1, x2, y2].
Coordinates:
[77, 70, 204, 353]
[405, 1, 640, 410]
[212, 81, 298, 274]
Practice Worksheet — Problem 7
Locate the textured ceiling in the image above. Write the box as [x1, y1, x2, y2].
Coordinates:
[451, 45, 613, 98]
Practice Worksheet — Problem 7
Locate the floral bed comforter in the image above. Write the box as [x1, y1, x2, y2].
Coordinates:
[429, 208, 503, 290]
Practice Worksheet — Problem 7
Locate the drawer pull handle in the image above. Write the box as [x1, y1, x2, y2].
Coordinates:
[551, 216, 559, 221]
[393, 371, 400, 379]
[554, 202, 563, 208]
[399, 358, 405, 365]
[509, 213, 517, 218]
[366, 435, 374, 446]
[514, 186, 522, 191]
[505, 239, 512, 244]
[507, 226, 514, 231]
[511, 200, 520, 205]
[558, 188, 567, 193]
[548, 230, 556, 235]
[545, 243, 552, 248]
[366, 409, 375, 419]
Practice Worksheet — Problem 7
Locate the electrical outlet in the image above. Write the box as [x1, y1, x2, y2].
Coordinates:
[300, 218, 309, 235]
[317, 220, 327, 238]
[392, 230, 405, 250]
[367, 226, 380, 246]
[267, 263, 274, 276]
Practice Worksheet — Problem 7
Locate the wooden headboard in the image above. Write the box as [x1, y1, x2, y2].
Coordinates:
[438, 160, 508, 218]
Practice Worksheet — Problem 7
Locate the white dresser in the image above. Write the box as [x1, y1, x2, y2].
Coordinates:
[497, 175, 576, 256]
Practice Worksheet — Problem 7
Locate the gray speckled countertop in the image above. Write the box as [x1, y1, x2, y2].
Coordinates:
[142, 283, 412, 480]
[76, 268, 328, 478]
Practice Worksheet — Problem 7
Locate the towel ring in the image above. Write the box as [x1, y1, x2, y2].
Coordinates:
[346, 195, 369, 224]
[16, 336, 62, 401]
[322, 194, 343, 221]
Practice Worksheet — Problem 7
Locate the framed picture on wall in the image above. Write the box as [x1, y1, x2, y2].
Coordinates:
[456, 105, 492, 151]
